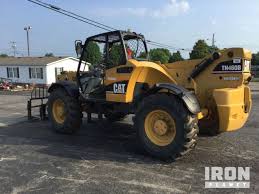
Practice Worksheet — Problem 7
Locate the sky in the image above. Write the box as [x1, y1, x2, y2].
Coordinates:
[0, 0, 259, 58]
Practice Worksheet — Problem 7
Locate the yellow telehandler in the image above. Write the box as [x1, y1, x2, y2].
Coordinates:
[48, 30, 252, 160]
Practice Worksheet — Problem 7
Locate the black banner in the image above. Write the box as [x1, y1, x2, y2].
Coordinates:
[213, 59, 243, 74]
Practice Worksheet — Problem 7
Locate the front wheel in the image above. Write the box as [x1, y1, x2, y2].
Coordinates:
[134, 93, 198, 160]
[48, 88, 82, 134]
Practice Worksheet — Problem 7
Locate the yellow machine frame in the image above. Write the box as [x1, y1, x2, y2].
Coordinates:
[102, 48, 252, 132]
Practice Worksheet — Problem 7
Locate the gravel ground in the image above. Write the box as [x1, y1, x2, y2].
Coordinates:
[0, 86, 258, 193]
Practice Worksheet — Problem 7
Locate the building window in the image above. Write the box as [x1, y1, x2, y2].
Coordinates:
[7, 67, 19, 78]
[55, 67, 64, 77]
[29, 67, 43, 79]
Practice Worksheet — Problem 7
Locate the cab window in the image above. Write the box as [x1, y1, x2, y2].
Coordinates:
[106, 33, 126, 68]
[124, 37, 147, 59]
[108, 42, 126, 67]
[81, 40, 106, 67]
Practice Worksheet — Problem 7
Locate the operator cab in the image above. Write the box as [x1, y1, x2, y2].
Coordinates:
[76, 30, 148, 100]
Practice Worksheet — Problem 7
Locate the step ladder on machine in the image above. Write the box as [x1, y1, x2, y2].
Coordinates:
[27, 86, 49, 120]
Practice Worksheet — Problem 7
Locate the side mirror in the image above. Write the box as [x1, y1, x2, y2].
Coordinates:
[75, 40, 83, 57]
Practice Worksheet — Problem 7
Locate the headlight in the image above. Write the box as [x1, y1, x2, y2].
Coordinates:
[243, 60, 251, 72]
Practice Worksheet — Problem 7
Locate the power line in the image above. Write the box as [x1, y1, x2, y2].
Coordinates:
[28, 0, 116, 31]
[148, 42, 183, 51]
[32, 0, 117, 31]
[147, 40, 192, 52]
[147, 40, 179, 50]
[27, 0, 191, 52]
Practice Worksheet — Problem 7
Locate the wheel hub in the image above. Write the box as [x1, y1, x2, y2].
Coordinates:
[153, 120, 168, 136]
[52, 99, 66, 124]
[144, 110, 176, 146]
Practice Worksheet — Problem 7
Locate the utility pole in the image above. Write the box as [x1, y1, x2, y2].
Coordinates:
[212, 33, 215, 48]
[10, 41, 17, 57]
[24, 26, 32, 56]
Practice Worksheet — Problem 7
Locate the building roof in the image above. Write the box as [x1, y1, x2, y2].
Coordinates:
[0, 57, 77, 66]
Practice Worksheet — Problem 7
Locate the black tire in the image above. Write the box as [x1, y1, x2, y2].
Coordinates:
[134, 93, 199, 160]
[48, 88, 82, 134]
[104, 112, 127, 122]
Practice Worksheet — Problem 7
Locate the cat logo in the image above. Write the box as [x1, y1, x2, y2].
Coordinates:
[113, 83, 126, 94]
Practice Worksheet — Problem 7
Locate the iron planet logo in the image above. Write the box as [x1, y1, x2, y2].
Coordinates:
[205, 167, 250, 189]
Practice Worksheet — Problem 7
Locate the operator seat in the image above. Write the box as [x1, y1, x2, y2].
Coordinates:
[80, 64, 104, 96]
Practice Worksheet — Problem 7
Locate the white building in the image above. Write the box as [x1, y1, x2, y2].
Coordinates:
[0, 57, 86, 85]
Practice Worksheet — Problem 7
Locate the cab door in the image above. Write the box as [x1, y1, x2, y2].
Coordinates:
[104, 36, 133, 102]
[104, 63, 134, 102]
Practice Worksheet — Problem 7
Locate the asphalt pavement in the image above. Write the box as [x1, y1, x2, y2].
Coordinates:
[0, 87, 258, 193]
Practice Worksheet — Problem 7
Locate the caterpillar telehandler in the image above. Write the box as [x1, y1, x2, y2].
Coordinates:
[48, 30, 252, 160]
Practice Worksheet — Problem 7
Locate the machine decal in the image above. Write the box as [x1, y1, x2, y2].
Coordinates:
[213, 60, 243, 74]
[105, 81, 128, 94]
[113, 83, 127, 94]
[233, 58, 241, 64]
[222, 76, 240, 81]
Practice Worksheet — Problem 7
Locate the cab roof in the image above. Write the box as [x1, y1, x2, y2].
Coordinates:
[87, 30, 145, 43]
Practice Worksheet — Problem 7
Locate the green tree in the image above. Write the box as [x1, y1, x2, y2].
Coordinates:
[169, 51, 184, 63]
[45, 53, 54, 57]
[138, 52, 147, 58]
[159, 48, 171, 59]
[109, 43, 124, 65]
[189, 40, 210, 59]
[252, 52, 259, 66]
[149, 48, 170, 64]
[208, 45, 219, 54]
[0, 53, 8, 57]
[82, 41, 102, 65]
[252, 52, 259, 76]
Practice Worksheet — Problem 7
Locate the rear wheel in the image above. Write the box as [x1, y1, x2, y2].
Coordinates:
[48, 88, 82, 134]
[134, 93, 198, 160]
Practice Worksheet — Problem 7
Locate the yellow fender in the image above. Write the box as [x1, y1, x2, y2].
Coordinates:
[125, 60, 177, 102]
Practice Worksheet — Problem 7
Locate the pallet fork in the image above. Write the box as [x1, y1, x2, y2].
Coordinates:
[27, 86, 48, 120]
